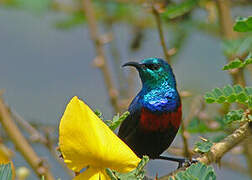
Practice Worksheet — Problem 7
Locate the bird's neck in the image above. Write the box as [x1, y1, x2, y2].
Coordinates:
[142, 76, 176, 90]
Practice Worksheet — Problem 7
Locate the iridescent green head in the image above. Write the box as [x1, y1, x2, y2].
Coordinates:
[123, 58, 177, 89]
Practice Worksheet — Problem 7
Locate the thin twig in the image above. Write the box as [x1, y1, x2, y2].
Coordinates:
[11, 110, 48, 145]
[152, 4, 171, 64]
[103, 18, 129, 100]
[0, 98, 55, 180]
[82, 0, 120, 113]
[180, 121, 191, 159]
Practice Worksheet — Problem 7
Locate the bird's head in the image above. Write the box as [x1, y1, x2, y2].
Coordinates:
[123, 58, 177, 89]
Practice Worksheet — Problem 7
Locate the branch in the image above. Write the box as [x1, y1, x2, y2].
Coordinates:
[10, 109, 73, 177]
[160, 122, 251, 179]
[11, 110, 48, 145]
[0, 98, 55, 180]
[197, 122, 250, 164]
[216, 0, 237, 40]
[82, 0, 120, 113]
[216, 0, 246, 87]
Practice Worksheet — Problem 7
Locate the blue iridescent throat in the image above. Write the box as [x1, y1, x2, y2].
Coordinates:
[139, 81, 180, 113]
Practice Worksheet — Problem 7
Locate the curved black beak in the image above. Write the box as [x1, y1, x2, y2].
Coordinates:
[122, 61, 141, 69]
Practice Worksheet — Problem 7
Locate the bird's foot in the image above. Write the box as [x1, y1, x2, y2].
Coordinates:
[157, 156, 198, 169]
[177, 158, 198, 169]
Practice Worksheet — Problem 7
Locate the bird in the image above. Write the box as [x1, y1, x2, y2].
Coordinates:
[118, 57, 185, 166]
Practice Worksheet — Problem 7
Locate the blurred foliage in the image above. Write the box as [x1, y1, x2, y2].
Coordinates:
[2, 0, 50, 13]
[55, 12, 86, 30]
[222, 37, 252, 58]
[162, 0, 199, 19]
[187, 117, 213, 133]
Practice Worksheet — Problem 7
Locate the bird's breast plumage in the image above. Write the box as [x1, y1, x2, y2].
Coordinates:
[139, 105, 182, 132]
[136, 86, 181, 132]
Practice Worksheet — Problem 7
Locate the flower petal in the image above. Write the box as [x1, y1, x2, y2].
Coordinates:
[59, 96, 140, 173]
[73, 167, 109, 180]
[0, 144, 12, 164]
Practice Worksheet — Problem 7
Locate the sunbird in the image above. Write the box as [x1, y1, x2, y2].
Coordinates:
[119, 58, 187, 167]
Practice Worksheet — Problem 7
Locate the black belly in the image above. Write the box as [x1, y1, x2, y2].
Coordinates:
[124, 125, 179, 158]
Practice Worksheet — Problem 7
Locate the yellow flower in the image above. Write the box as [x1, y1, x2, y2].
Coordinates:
[0, 143, 12, 164]
[59, 96, 140, 180]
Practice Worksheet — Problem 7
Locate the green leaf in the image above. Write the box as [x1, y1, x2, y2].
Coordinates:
[224, 109, 244, 124]
[194, 138, 213, 153]
[216, 96, 226, 103]
[236, 92, 248, 104]
[204, 85, 252, 107]
[13, 0, 50, 13]
[187, 117, 213, 133]
[106, 156, 149, 180]
[248, 96, 252, 109]
[94, 109, 103, 120]
[204, 93, 216, 103]
[222, 59, 243, 70]
[212, 88, 226, 103]
[233, 16, 252, 32]
[210, 133, 227, 143]
[223, 85, 234, 96]
[244, 53, 252, 66]
[234, 85, 244, 94]
[55, 12, 86, 30]
[226, 94, 237, 103]
[174, 162, 216, 180]
[245, 87, 252, 96]
[222, 54, 252, 70]
[212, 88, 223, 98]
[0, 163, 12, 180]
[162, 0, 199, 19]
[105, 111, 130, 131]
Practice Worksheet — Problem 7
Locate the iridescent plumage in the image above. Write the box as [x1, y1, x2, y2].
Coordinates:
[118, 58, 181, 158]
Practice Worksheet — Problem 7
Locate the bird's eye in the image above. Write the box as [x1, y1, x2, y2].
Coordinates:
[144, 64, 160, 71]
